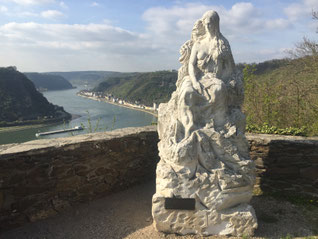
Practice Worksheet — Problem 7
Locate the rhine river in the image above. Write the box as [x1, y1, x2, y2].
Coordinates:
[0, 87, 157, 145]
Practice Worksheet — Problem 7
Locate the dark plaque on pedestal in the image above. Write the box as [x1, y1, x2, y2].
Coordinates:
[164, 198, 195, 210]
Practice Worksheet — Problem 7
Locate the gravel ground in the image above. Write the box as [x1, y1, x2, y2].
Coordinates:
[1, 181, 317, 239]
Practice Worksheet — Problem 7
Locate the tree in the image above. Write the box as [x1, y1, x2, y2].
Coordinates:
[287, 11, 318, 58]
[312, 10, 318, 21]
[287, 37, 318, 58]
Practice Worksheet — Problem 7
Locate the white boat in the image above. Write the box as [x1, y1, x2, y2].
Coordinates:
[35, 126, 84, 137]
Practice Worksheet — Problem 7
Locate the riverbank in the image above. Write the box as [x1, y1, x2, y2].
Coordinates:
[77, 93, 158, 118]
[0, 114, 81, 133]
[0, 123, 53, 133]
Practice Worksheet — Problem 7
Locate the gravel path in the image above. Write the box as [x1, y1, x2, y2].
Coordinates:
[1, 181, 317, 239]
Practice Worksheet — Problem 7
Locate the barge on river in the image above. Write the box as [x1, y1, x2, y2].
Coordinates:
[35, 126, 84, 137]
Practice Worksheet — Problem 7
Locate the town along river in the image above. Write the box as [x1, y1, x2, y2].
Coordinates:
[0, 87, 157, 145]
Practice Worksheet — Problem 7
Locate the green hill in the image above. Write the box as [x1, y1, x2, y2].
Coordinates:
[94, 71, 177, 106]
[243, 56, 318, 136]
[0, 67, 71, 126]
[24, 73, 74, 91]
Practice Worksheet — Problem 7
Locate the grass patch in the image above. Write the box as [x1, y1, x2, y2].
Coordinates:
[253, 186, 318, 207]
[267, 192, 318, 207]
[280, 234, 293, 239]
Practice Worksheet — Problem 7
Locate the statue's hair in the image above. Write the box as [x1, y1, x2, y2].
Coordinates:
[191, 19, 205, 41]
[201, 10, 220, 36]
[201, 10, 219, 24]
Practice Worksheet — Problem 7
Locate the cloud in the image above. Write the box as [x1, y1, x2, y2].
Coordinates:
[0, 22, 155, 53]
[6, 0, 54, 5]
[304, 0, 318, 7]
[0, 21, 161, 71]
[284, 3, 308, 20]
[41, 10, 63, 19]
[142, 2, 292, 53]
[265, 18, 291, 30]
[144, 2, 291, 36]
[91, 2, 99, 7]
[0, 5, 8, 12]
[59, 1, 67, 9]
[143, 3, 210, 35]
[19, 11, 38, 17]
[284, 0, 318, 20]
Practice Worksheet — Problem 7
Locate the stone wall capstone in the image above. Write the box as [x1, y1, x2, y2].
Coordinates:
[0, 126, 159, 231]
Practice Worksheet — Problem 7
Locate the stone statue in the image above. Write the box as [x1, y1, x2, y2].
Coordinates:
[152, 10, 258, 236]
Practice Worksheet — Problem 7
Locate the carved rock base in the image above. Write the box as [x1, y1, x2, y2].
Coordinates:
[152, 158, 258, 236]
[153, 197, 257, 236]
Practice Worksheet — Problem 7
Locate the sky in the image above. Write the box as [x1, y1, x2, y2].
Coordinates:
[0, 0, 317, 72]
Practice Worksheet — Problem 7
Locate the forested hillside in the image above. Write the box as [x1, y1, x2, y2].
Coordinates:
[0, 67, 71, 126]
[94, 71, 177, 106]
[25, 72, 74, 91]
[243, 56, 318, 136]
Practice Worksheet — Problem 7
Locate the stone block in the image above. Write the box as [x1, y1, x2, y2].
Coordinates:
[1, 191, 15, 211]
[254, 157, 265, 169]
[300, 166, 318, 181]
[26, 207, 57, 222]
[0, 191, 3, 210]
[56, 176, 83, 192]
[58, 190, 78, 200]
[95, 167, 108, 176]
[49, 165, 71, 178]
[12, 180, 56, 197]
[74, 164, 90, 176]
[0, 212, 28, 232]
[51, 198, 71, 212]
[93, 183, 111, 194]
[266, 167, 299, 179]
[309, 156, 318, 164]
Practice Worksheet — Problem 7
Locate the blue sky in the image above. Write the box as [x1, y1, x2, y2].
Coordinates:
[0, 0, 317, 72]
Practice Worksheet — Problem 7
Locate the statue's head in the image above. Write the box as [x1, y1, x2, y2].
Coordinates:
[201, 10, 220, 36]
[191, 20, 205, 41]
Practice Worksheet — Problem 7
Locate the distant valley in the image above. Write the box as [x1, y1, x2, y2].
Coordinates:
[46, 71, 128, 87]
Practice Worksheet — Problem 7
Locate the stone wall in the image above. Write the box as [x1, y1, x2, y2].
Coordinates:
[0, 126, 159, 231]
[0, 127, 317, 232]
[248, 133, 318, 197]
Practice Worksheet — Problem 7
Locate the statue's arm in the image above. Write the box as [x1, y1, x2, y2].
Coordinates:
[188, 44, 202, 93]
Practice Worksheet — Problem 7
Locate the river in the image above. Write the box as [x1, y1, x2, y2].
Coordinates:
[0, 87, 157, 145]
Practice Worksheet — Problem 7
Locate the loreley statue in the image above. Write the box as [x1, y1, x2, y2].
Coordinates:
[152, 10, 258, 236]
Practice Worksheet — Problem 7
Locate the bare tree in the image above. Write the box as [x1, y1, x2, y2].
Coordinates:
[313, 10, 318, 21]
[287, 10, 318, 58]
[287, 37, 318, 58]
